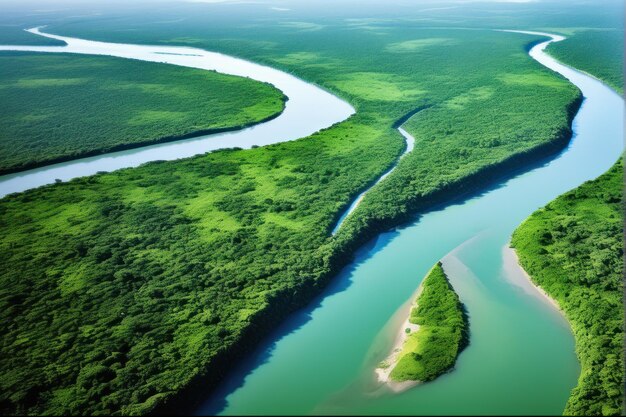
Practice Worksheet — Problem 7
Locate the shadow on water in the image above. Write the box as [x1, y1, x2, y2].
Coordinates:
[197, 126, 577, 415]
[197, 229, 401, 415]
[391, 125, 580, 230]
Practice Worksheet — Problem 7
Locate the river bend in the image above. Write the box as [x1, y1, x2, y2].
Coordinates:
[0, 27, 354, 197]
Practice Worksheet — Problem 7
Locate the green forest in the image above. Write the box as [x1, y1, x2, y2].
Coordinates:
[512, 160, 624, 416]
[390, 262, 468, 382]
[548, 29, 624, 93]
[0, 111, 403, 416]
[0, 1, 622, 415]
[0, 52, 286, 173]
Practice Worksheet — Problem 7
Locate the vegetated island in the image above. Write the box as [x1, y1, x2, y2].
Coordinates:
[376, 262, 468, 389]
[511, 159, 623, 416]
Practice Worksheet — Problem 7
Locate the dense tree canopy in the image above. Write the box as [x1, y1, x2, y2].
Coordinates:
[549, 29, 624, 94]
[0, 52, 285, 173]
[512, 160, 624, 416]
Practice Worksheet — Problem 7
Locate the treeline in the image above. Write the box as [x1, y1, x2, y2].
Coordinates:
[512, 160, 624, 416]
[390, 262, 468, 382]
[0, 51, 286, 174]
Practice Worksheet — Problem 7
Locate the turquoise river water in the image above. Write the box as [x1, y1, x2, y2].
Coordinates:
[194, 31, 624, 415]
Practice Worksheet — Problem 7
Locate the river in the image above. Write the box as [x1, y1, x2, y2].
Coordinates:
[1, 28, 622, 415]
[0, 27, 354, 197]
[194, 31, 624, 415]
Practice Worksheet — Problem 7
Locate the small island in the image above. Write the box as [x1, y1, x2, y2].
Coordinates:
[377, 262, 469, 387]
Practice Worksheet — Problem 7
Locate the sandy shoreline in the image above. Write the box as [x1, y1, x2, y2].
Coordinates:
[502, 245, 565, 319]
[374, 277, 426, 392]
[373, 245, 569, 394]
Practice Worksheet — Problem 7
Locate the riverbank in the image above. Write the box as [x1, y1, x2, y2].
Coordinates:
[196, 25, 622, 415]
[502, 245, 564, 317]
[374, 281, 423, 392]
[331, 106, 429, 235]
[510, 160, 624, 415]
[180, 32, 584, 414]
[138, 88, 581, 412]
[0, 28, 355, 197]
[0, 101, 287, 178]
[331, 89, 582, 257]
[0, 23, 617, 416]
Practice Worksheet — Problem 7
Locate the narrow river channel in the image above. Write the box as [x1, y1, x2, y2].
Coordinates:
[194, 31, 624, 415]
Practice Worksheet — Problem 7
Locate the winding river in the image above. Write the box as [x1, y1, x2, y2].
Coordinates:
[0, 27, 354, 197]
[194, 31, 624, 415]
[1, 28, 623, 415]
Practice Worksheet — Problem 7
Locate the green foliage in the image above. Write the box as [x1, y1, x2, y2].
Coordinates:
[512, 23, 624, 416]
[511, 160, 624, 416]
[0, 4, 608, 415]
[548, 29, 624, 94]
[0, 114, 402, 415]
[266, 28, 578, 241]
[390, 263, 468, 382]
[0, 52, 286, 173]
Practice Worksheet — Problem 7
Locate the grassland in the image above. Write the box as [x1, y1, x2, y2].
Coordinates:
[511, 160, 623, 416]
[0, 3, 607, 416]
[0, 52, 286, 174]
[389, 262, 468, 382]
